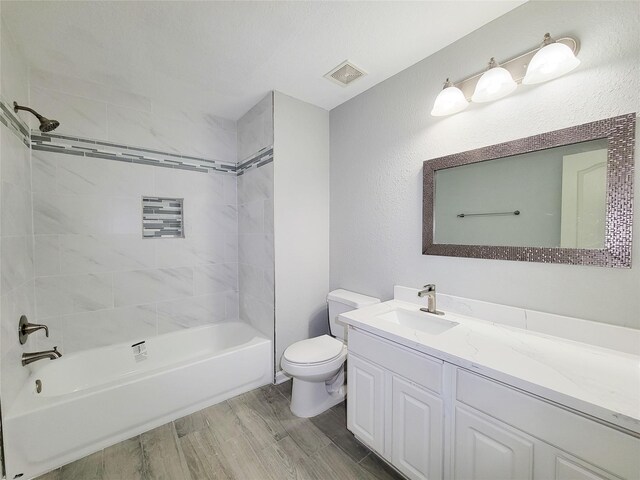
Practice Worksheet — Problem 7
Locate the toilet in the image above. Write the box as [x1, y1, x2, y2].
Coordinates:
[281, 289, 380, 418]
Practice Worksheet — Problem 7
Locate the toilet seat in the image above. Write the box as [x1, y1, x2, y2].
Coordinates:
[283, 335, 345, 365]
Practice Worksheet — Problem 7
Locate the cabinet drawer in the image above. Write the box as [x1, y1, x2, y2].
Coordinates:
[456, 369, 640, 480]
[348, 327, 443, 394]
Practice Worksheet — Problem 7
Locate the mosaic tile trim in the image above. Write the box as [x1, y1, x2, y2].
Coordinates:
[237, 146, 274, 176]
[142, 197, 184, 238]
[422, 113, 636, 268]
[31, 131, 238, 175]
[0, 98, 31, 147]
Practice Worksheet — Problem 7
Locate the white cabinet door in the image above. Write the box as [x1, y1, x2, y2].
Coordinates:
[392, 376, 443, 480]
[347, 354, 385, 454]
[454, 406, 534, 480]
[535, 445, 623, 480]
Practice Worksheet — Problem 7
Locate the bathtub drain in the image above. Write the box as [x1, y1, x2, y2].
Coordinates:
[35, 379, 42, 394]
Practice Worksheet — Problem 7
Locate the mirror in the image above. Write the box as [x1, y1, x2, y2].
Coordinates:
[423, 114, 635, 267]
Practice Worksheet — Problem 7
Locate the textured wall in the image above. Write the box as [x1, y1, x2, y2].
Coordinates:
[0, 16, 34, 411]
[330, 1, 640, 328]
[273, 92, 330, 371]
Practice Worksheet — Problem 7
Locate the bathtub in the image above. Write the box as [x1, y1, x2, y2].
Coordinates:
[3, 321, 272, 480]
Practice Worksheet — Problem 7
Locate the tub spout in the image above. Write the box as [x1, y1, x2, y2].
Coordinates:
[22, 346, 62, 366]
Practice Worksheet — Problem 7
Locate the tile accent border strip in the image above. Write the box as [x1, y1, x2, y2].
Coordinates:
[0, 97, 31, 147]
[237, 146, 274, 176]
[31, 131, 238, 175]
[0, 98, 275, 176]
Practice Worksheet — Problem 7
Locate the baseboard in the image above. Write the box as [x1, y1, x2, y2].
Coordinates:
[275, 370, 292, 384]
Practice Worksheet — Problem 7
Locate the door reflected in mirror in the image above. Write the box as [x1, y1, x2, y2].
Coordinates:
[433, 139, 608, 248]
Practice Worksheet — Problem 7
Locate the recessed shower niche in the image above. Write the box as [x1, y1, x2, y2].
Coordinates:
[142, 196, 185, 239]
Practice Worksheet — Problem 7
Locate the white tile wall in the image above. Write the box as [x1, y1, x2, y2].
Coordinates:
[32, 151, 239, 354]
[29, 70, 237, 163]
[237, 93, 273, 162]
[1, 17, 34, 412]
[236, 95, 275, 344]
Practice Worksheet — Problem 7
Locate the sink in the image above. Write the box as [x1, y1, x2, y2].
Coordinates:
[376, 308, 459, 335]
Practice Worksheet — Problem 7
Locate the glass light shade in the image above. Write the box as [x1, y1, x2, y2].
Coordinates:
[430, 86, 469, 117]
[471, 66, 517, 103]
[523, 42, 580, 85]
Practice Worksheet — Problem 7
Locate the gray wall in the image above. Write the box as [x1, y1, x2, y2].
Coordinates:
[329, 1, 640, 328]
[273, 92, 330, 372]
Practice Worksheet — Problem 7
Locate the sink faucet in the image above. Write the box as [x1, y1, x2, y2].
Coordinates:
[417, 284, 444, 315]
[22, 346, 62, 366]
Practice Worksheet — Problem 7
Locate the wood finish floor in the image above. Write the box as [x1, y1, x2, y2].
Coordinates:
[36, 380, 404, 480]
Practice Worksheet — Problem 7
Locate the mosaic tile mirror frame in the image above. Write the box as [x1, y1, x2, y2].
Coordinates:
[422, 113, 636, 267]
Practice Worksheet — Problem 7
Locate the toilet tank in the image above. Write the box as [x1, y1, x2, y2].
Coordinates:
[327, 289, 380, 341]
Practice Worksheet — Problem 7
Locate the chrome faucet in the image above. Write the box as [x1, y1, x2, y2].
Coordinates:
[22, 347, 62, 366]
[417, 284, 444, 315]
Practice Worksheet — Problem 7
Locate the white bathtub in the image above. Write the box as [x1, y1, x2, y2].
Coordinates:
[3, 321, 272, 480]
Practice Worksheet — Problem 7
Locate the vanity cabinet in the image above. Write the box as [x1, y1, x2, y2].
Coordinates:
[346, 327, 640, 480]
[347, 328, 444, 480]
[347, 354, 386, 454]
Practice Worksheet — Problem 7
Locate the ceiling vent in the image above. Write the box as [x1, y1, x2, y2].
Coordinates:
[324, 60, 367, 87]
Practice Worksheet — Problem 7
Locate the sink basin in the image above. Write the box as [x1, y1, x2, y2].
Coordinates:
[376, 308, 459, 335]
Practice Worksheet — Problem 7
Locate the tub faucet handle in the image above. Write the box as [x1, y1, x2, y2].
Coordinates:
[18, 315, 49, 345]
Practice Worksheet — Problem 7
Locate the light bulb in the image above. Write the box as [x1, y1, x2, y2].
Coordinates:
[472, 58, 517, 103]
[523, 34, 580, 85]
[431, 79, 469, 117]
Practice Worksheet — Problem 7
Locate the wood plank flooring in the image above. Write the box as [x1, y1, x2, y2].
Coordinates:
[36, 380, 404, 480]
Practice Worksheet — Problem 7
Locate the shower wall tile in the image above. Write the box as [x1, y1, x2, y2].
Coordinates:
[236, 93, 274, 346]
[59, 234, 156, 274]
[237, 93, 273, 162]
[157, 293, 227, 333]
[1, 281, 35, 409]
[33, 193, 109, 235]
[1, 182, 33, 236]
[237, 162, 274, 204]
[35, 235, 60, 276]
[62, 304, 158, 353]
[30, 76, 237, 164]
[1, 18, 33, 413]
[239, 294, 274, 338]
[25, 70, 242, 357]
[30, 86, 108, 139]
[238, 234, 274, 271]
[1, 235, 34, 293]
[107, 104, 158, 150]
[1, 126, 31, 190]
[239, 200, 265, 235]
[113, 267, 193, 307]
[194, 263, 238, 296]
[35, 273, 114, 319]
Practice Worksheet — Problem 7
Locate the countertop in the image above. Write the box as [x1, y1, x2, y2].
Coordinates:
[340, 296, 640, 435]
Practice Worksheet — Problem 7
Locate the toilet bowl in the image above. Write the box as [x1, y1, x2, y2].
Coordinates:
[281, 289, 380, 418]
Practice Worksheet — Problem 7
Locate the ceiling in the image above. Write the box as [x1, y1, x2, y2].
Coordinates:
[2, 1, 524, 121]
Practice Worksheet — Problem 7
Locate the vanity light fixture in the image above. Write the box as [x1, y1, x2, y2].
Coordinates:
[471, 58, 517, 103]
[431, 32, 580, 117]
[522, 33, 581, 85]
[430, 78, 469, 117]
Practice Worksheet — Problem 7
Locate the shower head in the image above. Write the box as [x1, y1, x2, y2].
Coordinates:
[13, 101, 60, 132]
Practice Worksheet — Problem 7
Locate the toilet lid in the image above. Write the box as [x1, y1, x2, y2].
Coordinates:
[283, 335, 344, 364]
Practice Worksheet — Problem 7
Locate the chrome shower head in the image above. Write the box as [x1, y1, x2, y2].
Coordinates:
[13, 101, 60, 132]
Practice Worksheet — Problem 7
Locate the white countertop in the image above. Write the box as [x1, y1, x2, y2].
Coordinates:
[339, 289, 640, 434]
